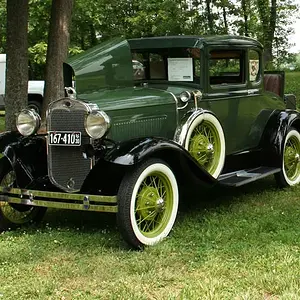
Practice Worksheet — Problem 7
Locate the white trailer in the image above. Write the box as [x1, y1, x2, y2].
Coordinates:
[0, 54, 44, 113]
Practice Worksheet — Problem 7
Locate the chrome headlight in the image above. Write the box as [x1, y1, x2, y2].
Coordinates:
[16, 109, 41, 136]
[85, 111, 110, 139]
[179, 91, 191, 103]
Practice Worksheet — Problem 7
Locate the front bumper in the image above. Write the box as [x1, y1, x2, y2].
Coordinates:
[0, 187, 118, 213]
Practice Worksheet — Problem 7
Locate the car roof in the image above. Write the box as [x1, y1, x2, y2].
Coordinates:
[128, 35, 262, 49]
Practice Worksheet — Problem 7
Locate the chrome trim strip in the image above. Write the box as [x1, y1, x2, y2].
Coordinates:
[0, 187, 118, 213]
[0, 187, 117, 202]
[1, 197, 117, 213]
[168, 91, 188, 111]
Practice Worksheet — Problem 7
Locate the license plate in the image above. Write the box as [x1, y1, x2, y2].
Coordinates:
[48, 131, 81, 146]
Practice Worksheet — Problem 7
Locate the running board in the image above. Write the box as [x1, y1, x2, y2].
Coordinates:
[218, 167, 281, 187]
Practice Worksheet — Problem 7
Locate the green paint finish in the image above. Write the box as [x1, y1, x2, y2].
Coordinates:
[68, 38, 133, 95]
[67, 35, 285, 156]
[128, 35, 262, 50]
[200, 90, 285, 154]
[284, 134, 300, 181]
[80, 86, 178, 141]
[135, 170, 174, 238]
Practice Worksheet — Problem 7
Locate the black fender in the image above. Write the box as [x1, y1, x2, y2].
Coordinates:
[0, 131, 47, 188]
[260, 109, 300, 167]
[81, 137, 217, 195]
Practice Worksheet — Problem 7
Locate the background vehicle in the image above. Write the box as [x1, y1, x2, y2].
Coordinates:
[0, 36, 299, 249]
[0, 54, 44, 114]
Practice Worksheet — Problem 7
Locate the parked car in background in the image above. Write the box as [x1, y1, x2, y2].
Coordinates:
[0, 36, 299, 248]
[0, 54, 44, 114]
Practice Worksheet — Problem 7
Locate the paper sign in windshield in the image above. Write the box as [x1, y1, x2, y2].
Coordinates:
[168, 58, 193, 81]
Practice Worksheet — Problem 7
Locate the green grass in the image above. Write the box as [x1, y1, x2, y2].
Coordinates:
[285, 72, 300, 103]
[0, 179, 299, 299]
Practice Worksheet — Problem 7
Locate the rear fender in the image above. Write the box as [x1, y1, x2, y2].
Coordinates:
[0, 132, 47, 187]
[81, 137, 217, 194]
[260, 110, 300, 167]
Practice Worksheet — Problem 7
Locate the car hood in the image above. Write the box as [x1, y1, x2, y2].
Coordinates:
[78, 86, 177, 112]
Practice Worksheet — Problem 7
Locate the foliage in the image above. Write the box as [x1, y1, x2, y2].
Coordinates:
[285, 72, 300, 108]
[0, 0, 299, 78]
[0, 0, 6, 53]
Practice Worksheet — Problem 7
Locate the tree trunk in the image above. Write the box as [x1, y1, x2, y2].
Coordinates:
[257, 0, 277, 69]
[41, 0, 74, 124]
[205, 0, 214, 34]
[241, 0, 249, 36]
[5, 0, 28, 131]
[222, 5, 228, 34]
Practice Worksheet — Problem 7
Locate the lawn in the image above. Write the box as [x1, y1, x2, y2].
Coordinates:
[0, 180, 299, 299]
[0, 75, 300, 299]
[285, 72, 300, 107]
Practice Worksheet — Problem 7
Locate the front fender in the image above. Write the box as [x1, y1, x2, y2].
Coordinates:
[260, 109, 300, 167]
[0, 131, 22, 153]
[174, 108, 220, 146]
[81, 137, 217, 195]
[0, 132, 47, 187]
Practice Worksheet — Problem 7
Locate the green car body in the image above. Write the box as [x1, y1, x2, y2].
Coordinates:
[68, 36, 286, 154]
[0, 35, 299, 248]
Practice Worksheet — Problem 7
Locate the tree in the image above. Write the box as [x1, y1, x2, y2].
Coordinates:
[256, 0, 277, 68]
[41, 0, 74, 123]
[5, 0, 29, 130]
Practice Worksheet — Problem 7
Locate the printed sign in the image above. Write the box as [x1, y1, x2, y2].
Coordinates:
[168, 58, 193, 81]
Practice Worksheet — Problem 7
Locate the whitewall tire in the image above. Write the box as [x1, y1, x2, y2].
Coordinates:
[184, 113, 225, 178]
[117, 159, 179, 248]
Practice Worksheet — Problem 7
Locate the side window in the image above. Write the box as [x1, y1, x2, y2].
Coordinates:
[132, 53, 145, 80]
[150, 53, 166, 79]
[209, 50, 245, 85]
[249, 50, 260, 83]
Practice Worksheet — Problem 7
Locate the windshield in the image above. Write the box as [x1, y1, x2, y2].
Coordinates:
[68, 38, 133, 95]
[131, 48, 201, 84]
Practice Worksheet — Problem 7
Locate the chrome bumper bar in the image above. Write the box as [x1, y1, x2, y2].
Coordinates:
[0, 187, 118, 213]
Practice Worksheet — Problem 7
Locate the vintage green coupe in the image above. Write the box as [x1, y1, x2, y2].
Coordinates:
[0, 36, 299, 248]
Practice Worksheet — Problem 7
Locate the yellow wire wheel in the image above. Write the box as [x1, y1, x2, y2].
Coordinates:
[184, 113, 225, 178]
[0, 157, 46, 230]
[276, 128, 300, 187]
[117, 159, 179, 248]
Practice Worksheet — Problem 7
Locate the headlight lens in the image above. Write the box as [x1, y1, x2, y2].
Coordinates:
[16, 109, 41, 136]
[179, 91, 191, 103]
[85, 111, 110, 139]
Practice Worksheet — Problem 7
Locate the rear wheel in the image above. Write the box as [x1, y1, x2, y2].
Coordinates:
[117, 159, 179, 248]
[0, 157, 46, 231]
[275, 128, 300, 187]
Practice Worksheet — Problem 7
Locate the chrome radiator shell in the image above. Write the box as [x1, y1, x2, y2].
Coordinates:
[47, 98, 95, 192]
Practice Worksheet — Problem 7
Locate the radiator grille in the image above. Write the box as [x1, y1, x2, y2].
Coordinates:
[47, 100, 92, 192]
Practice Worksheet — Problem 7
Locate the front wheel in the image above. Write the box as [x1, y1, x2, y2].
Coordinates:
[184, 113, 225, 178]
[0, 157, 46, 231]
[275, 128, 300, 187]
[117, 159, 179, 248]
